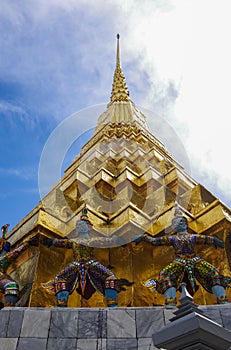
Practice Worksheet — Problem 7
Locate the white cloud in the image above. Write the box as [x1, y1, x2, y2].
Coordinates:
[0, 167, 36, 180]
[0, 100, 37, 129]
[0, 101, 24, 114]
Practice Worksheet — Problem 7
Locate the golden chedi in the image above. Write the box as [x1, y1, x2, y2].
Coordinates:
[4, 35, 231, 308]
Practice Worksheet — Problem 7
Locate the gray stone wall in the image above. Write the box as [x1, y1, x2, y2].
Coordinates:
[0, 305, 230, 350]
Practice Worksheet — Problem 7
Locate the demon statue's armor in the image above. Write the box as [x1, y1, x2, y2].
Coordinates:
[142, 205, 231, 306]
[0, 224, 38, 308]
[42, 209, 132, 307]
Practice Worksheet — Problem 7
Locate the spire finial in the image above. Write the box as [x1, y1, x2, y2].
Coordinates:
[116, 33, 120, 68]
[110, 34, 130, 103]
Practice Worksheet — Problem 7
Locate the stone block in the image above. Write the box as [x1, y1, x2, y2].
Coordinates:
[20, 308, 51, 338]
[0, 309, 10, 337]
[136, 308, 165, 337]
[47, 337, 77, 350]
[78, 309, 106, 339]
[0, 338, 18, 350]
[138, 337, 159, 350]
[163, 308, 175, 323]
[220, 306, 231, 331]
[107, 338, 137, 350]
[76, 338, 106, 350]
[7, 309, 24, 337]
[49, 309, 78, 338]
[200, 305, 223, 326]
[17, 338, 47, 350]
[100, 309, 107, 338]
[107, 309, 136, 338]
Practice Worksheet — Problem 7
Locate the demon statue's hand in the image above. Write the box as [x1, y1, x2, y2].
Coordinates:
[27, 235, 39, 246]
[213, 237, 224, 248]
[42, 237, 54, 247]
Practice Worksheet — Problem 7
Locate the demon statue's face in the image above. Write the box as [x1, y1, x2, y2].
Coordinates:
[172, 216, 188, 234]
[76, 220, 89, 238]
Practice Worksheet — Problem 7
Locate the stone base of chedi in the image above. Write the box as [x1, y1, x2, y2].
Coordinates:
[0, 304, 231, 350]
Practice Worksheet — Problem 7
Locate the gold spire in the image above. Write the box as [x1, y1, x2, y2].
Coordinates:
[116, 33, 120, 68]
[110, 34, 130, 103]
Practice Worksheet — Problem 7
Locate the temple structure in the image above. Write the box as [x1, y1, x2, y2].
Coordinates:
[6, 34, 231, 309]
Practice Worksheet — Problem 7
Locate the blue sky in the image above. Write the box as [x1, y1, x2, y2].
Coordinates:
[1, 0, 231, 229]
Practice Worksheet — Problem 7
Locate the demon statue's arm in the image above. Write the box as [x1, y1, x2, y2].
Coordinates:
[133, 233, 171, 247]
[0, 235, 39, 272]
[43, 237, 73, 249]
[142, 234, 171, 246]
[202, 235, 224, 248]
